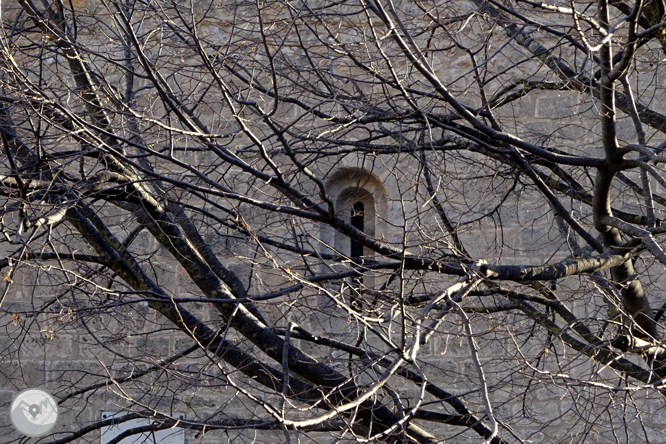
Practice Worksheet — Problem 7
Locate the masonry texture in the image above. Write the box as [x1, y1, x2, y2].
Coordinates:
[2, 0, 666, 443]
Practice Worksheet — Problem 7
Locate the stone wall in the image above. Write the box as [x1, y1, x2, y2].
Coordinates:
[2, 0, 666, 443]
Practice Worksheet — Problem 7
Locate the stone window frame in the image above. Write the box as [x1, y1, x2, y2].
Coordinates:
[319, 167, 389, 308]
[325, 168, 387, 256]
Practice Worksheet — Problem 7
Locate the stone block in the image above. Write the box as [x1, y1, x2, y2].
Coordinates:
[642, 426, 666, 443]
[147, 261, 176, 293]
[458, 227, 502, 258]
[615, 118, 638, 142]
[39, 334, 74, 360]
[0, 361, 48, 389]
[422, 358, 461, 386]
[0, 390, 14, 411]
[176, 264, 203, 297]
[520, 225, 552, 254]
[495, 95, 536, 121]
[2, 301, 33, 318]
[50, 360, 106, 391]
[174, 336, 198, 355]
[0, 412, 24, 442]
[128, 229, 159, 256]
[649, 404, 666, 425]
[518, 200, 554, 226]
[520, 119, 588, 146]
[125, 335, 171, 358]
[78, 334, 126, 361]
[535, 93, 579, 119]
[432, 330, 469, 358]
[497, 201, 521, 227]
[18, 334, 51, 359]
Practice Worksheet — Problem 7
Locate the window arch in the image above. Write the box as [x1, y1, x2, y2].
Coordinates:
[322, 167, 387, 254]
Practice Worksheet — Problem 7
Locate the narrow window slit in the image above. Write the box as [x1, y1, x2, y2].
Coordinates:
[350, 201, 364, 260]
[350, 201, 364, 310]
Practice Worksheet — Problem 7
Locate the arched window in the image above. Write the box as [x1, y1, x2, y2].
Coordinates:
[319, 168, 388, 310]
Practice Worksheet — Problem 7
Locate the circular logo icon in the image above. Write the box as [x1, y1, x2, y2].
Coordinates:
[10, 389, 58, 437]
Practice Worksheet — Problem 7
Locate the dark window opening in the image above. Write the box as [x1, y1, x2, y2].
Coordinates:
[350, 201, 364, 259]
[350, 201, 364, 311]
